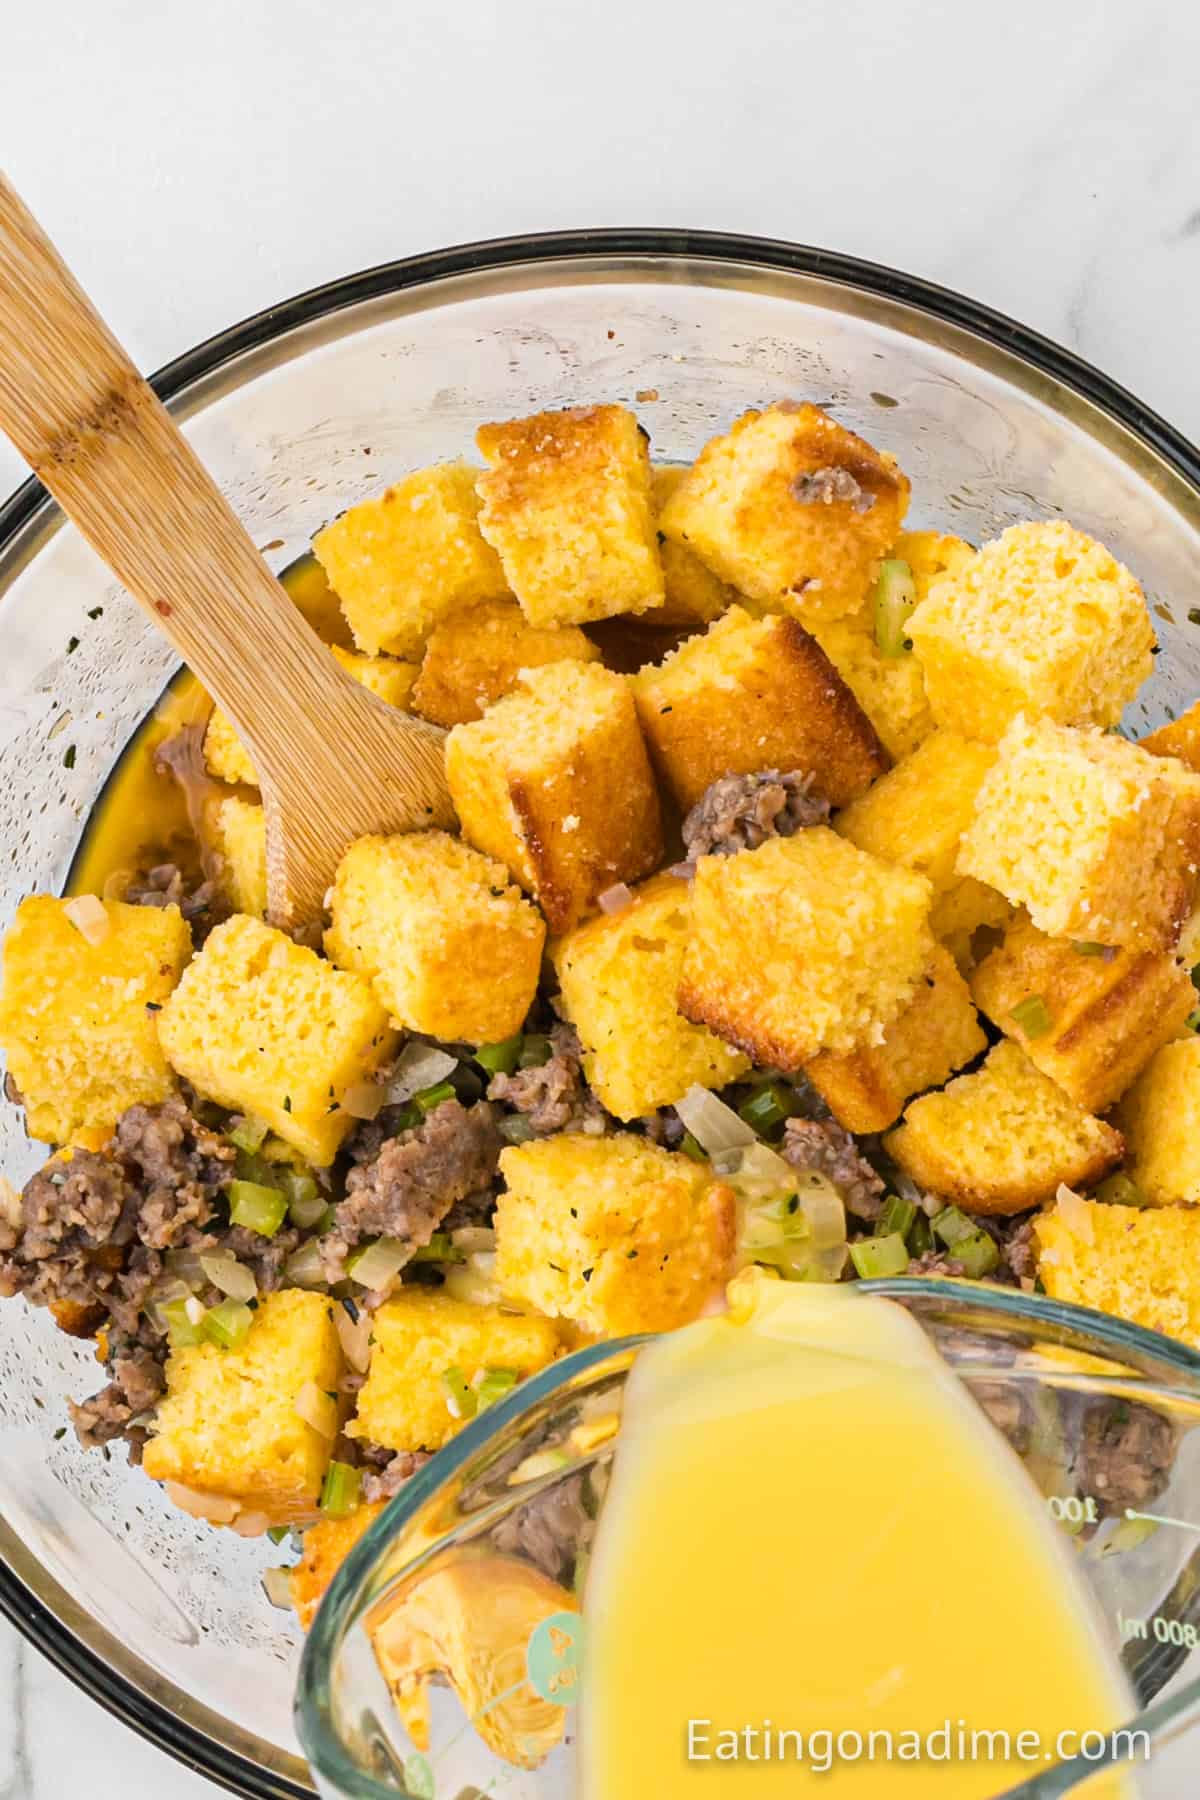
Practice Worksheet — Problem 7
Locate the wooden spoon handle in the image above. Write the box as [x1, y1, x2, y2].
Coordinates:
[0, 172, 345, 774]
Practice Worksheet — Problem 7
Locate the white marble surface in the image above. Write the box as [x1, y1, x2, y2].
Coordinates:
[3, 0, 1200, 1792]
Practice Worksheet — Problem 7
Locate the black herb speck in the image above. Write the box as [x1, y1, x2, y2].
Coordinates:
[581, 1267, 593, 1282]
[341, 1297, 360, 1322]
[63, 745, 76, 769]
[283, 1096, 292, 1113]
[53, 1426, 66, 1440]
[144, 1001, 162, 1013]
[66, 636, 80, 654]
[87, 606, 104, 620]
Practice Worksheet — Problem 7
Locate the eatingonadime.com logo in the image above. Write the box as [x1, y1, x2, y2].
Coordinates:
[684, 1720, 1152, 1774]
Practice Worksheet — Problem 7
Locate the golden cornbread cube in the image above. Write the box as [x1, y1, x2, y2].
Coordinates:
[212, 797, 267, 918]
[143, 1290, 341, 1525]
[203, 646, 418, 787]
[284, 556, 355, 648]
[678, 828, 934, 1066]
[475, 405, 664, 627]
[1143, 700, 1200, 771]
[324, 832, 544, 1045]
[1034, 1194, 1200, 1350]
[314, 461, 509, 658]
[970, 912, 1195, 1113]
[657, 402, 909, 623]
[496, 1135, 736, 1334]
[552, 873, 750, 1119]
[958, 716, 1200, 951]
[929, 877, 1013, 953]
[290, 1502, 386, 1631]
[630, 605, 888, 813]
[885, 1040, 1123, 1216]
[410, 598, 599, 728]
[804, 532, 968, 761]
[445, 660, 662, 933]
[804, 946, 987, 1134]
[907, 520, 1155, 743]
[347, 1288, 561, 1454]
[157, 914, 396, 1165]
[836, 730, 996, 892]
[0, 896, 190, 1148]
[1117, 1038, 1200, 1205]
[646, 466, 736, 626]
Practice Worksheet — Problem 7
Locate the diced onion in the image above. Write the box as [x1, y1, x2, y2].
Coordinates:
[726, 1141, 797, 1202]
[283, 1240, 328, 1289]
[674, 1085, 758, 1156]
[796, 1171, 848, 1252]
[597, 882, 634, 914]
[262, 1566, 294, 1611]
[294, 1380, 338, 1439]
[341, 1081, 385, 1121]
[165, 1248, 206, 1290]
[199, 1251, 258, 1304]
[443, 1251, 503, 1307]
[384, 1042, 459, 1105]
[0, 1176, 21, 1230]
[346, 1236, 410, 1292]
[64, 894, 110, 945]
[450, 1226, 497, 1255]
[334, 1303, 372, 1373]
[101, 867, 134, 902]
[163, 1482, 241, 1524]
[184, 1295, 207, 1326]
[1055, 1183, 1095, 1245]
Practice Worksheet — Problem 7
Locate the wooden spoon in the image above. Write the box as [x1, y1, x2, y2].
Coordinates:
[0, 174, 454, 933]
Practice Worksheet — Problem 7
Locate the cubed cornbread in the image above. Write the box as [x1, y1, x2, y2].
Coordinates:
[157, 914, 396, 1165]
[1142, 700, 1200, 771]
[907, 520, 1155, 742]
[896, 528, 977, 594]
[346, 1288, 561, 1454]
[551, 874, 750, 1119]
[928, 877, 1014, 955]
[203, 646, 419, 787]
[646, 466, 736, 626]
[324, 832, 544, 1045]
[0, 896, 190, 1148]
[836, 730, 996, 891]
[970, 913, 1196, 1112]
[474, 405, 664, 626]
[1116, 1038, 1200, 1205]
[809, 611, 932, 765]
[630, 605, 887, 813]
[1034, 1193, 1200, 1350]
[290, 1502, 386, 1630]
[283, 557, 355, 648]
[678, 828, 935, 1065]
[142, 1290, 342, 1525]
[445, 660, 662, 933]
[212, 797, 267, 918]
[657, 402, 909, 623]
[885, 1040, 1123, 1215]
[496, 1134, 736, 1334]
[804, 946, 987, 1134]
[958, 716, 1200, 951]
[410, 598, 599, 728]
[313, 461, 510, 658]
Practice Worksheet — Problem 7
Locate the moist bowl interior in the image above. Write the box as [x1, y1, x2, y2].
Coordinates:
[1, 232, 1200, 1799]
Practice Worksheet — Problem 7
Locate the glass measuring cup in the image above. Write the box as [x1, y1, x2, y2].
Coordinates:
[296, 1280, 1200, 1798]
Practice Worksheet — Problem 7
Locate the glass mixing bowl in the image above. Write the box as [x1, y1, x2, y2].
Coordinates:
[297, 1280, 1200, 1799]
[2, 230, 1200, 1798]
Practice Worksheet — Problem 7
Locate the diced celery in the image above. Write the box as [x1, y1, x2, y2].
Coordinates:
[908, 1213, 933, 1258]
[499, 1115, 536, 1145]
[932, 1205, 976, 1249]
[200, 1299, 254, 1349]
[849, 1233, 910, 1279]
[952, 1231, 1000, 1279]
[161, 1297, 204, 1348]
[440, 1364, 477, 1421]
[414, 1079, 456, 1115]
[475, 1367, 519, 1410]
[1093, 1172, 1148, 1208]
[475, 1035, 523, 1077]
[872, 559, 917, 657]
[319, 1460, 362, 1519]
[346, 1237, 409, 1289]
[282, 1170, 324, 1229]
[738, 1081, 798, 1135]
[877, 1195, 917, 1242]
[1010, 995, 1053, 1039]
[227, 1115, 269, 1154]
[228, 1179, 289, 1238]
[517, 1034, 553, 1069]
[411, 1232, 466, 1265]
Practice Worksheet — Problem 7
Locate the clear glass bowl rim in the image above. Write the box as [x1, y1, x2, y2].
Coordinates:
[299, 1276, 1200, 1800]
[1, 225, 1199, 1798]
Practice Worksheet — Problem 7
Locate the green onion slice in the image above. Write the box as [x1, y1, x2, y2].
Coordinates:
[411, 1231, 466, 1264]
[678, 1130, 707, 1163]
[872, 559, 917, 658]
[440, 1364, 477, 1421]
[738, 1080, 799, 1135]
[228, 1179, 289, 1238]
[414, 1079, 456, 1115]
[475, 1035, 523, 1077]
[849, 1233, 910, 1279]
[1009, 994, 1053, 1039]
[319, 1460, 362, 1519]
